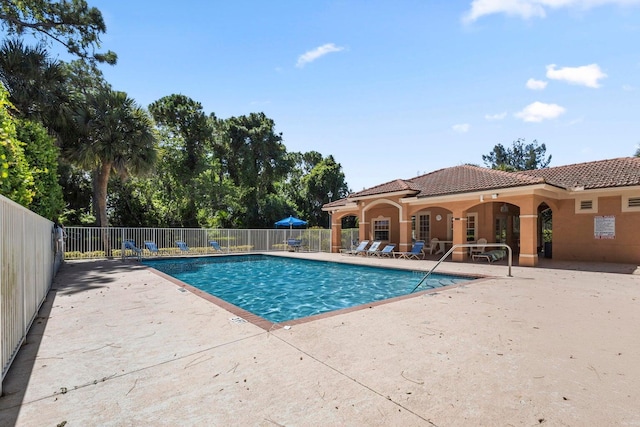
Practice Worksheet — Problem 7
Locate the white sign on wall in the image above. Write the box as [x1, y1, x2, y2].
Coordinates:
[594, 215, 615, 239]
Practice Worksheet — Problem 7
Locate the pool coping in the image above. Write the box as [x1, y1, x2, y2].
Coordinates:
[143, 253, 492, 331]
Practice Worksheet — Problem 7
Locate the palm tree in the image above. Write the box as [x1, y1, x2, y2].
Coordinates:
[69, 89, 157, 255]
[0, 38, 69, 123]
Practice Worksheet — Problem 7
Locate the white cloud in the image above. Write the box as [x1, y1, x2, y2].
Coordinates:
[463, 0, 640, 23]
[484, 112, 508, 120]
[546, 63, 607, 88]
[296, 43, 344, 68]
[526, 78, 548, 90]
[452, 123, 471, 133]
[463, 0, 545, 22]
[515, 101, 566, 122]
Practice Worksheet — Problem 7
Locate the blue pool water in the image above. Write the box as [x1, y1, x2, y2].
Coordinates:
[144, 255, 473, 323]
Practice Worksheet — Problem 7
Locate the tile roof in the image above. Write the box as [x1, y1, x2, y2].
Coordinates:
[348, 165, 544, 199]
[346, 179, 422, 198]
[519, 157, 640, 190]
[409, 165, 544, 197]
[343, 157, 640, 201]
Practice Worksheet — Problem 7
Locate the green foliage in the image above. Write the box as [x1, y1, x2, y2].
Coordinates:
[0, 87, 34, 206]
[217, 112, 291, 227]
[107, 177, 162, 227]
[482, 138, 551, 171]
[301, 155, 349, 226]
[57, 163, 93, 224]
[0, 0, 116, 64]
[149, 94, 215, 227]
[0, 39, 70, 122]
[15, 119, 64, 219]
[68, 89, 157, 227]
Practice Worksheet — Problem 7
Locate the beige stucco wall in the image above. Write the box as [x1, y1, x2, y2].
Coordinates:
[328, 189, 640, 265]
[552, 195, 640, 264]
[363, 202, 402, 245]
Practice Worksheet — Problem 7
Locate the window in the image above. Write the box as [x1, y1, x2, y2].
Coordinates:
[466, 213, 477, 241]
[373, 218, 390, 241]
[417, 213, 430, 241]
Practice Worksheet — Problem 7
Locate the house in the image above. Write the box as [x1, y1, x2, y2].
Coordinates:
[322, 157, 640, 266]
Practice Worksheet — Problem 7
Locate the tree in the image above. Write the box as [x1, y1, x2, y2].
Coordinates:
[148, 94, 216, 227]
[300, 155, 349, 226]
[218, 112, 291, 227]
[0, 39, 70, 121]
[482, 138, 551, 171]
[0, 0, 116, 64]
[57, 163, 93, 225]
[68, 89, 157, 232]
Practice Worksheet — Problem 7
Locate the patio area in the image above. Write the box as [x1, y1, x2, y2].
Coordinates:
[1, 253, 639, 425]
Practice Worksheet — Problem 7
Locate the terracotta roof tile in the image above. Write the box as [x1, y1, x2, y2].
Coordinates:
[409, 165, 544, 197]
[519, 157, 640, 189]
[348, 179, 421, 198]
[332, 157, 640, 208]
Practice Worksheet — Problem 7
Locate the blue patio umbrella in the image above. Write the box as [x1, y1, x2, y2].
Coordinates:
[275, 215, 307, 241]
[274, 215, 307, 228]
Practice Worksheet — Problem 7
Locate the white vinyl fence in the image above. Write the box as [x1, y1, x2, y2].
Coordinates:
[1, 195, 61, 394]
[64, 227, 336, 259]
[63, 227, 361, 260]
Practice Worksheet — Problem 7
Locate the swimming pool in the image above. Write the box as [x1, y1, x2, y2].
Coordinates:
[144, 255, 473, 323]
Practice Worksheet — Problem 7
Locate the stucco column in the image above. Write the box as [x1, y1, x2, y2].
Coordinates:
[399, 216, 413, 252]
[359, 203, 369, 243]
[518, 199, 539, 267]
[330, 216, 341, 253]
[451, 209, 468, 262]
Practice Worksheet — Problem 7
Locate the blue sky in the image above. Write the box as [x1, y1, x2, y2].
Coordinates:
[62, 1, 640, 191]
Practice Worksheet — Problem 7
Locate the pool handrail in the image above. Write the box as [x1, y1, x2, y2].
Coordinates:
[412, 243, 512, 293]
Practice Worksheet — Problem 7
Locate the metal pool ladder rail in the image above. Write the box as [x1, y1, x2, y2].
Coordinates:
[411, 243, 512, 293]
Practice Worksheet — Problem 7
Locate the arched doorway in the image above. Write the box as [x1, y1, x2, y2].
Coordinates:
[340, 215, 359, 251]
[538, 202, 552, 258]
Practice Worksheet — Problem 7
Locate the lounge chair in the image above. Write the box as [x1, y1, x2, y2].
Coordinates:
[123, 240, 142, 260]
[176, 240, 190, 252]
[373, 244, 396, 257]
[395, 241, 425, 260]
[341, 240, 369, 255]
[144, 240, 159, 255]
[209, 241, 225, 252]
[287, 238, 302, 252]
[364, 241, 382, 256]
[472, 249, 506, 263]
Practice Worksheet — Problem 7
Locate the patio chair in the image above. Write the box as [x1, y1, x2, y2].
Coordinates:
[373, 244, 396, 257]
[470, 238, 487, 256]
[176, 240, 190, 252]
[364, 241, 382, 256]
[209, 241, 225, 252]
[123, 240, 142, 260]
[287, 238, 302, 252]
[426, 238, 439, 255]
[144, 241, 159, 255]
[395, 241, 425, 260]
[340, 240, 369, 255]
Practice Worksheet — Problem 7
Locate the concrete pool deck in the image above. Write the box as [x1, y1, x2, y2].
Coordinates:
[1, 253, 639, 425]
